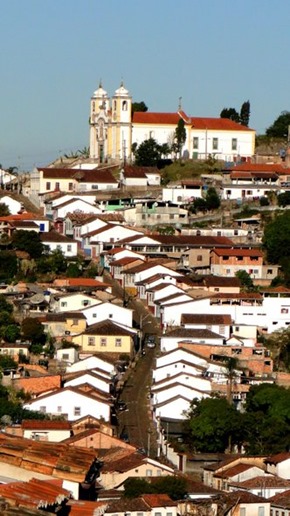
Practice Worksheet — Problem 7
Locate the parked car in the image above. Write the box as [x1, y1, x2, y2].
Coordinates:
[145, 334, 156, 348]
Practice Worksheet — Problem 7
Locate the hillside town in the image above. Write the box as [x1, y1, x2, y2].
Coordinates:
[1, 82, 290, 515]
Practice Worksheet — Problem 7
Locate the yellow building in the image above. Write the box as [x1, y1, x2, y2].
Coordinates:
[42, 312, 87, 339]
[73, 319, 135, 356]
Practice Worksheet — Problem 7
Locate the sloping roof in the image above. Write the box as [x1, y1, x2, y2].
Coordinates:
[164, 327, 223, 340]
[123, 166, 149, 178]
[181, 313, 232, 325]
[226, 163, 290, 173]
[53, 278, 109, 289]
[0, 477, 71, 510]
[83, 319, 134, 337]
[265, 452, 290, 465]
[269, 488, 290, 508]
[14, 375, 62, 396]
[203, 275, 241, 287]
[67, 500, 108, 515]
[141, 493, 177, 508]
[0, 434, 97, 482]
[22, 420, 71, 431]
[212, 248, 263, 257]
[39, 167, 118, 183]
[40, 232, 76, 243]
[230, 475, 290, 489]
[133, 112, 254, 131]
[215, 463, 258, 479]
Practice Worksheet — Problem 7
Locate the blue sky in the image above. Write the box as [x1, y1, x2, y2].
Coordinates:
[1, 0, 289, 170]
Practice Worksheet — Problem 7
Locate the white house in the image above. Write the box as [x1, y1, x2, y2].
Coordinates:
[81, 301, 133, 329]
[50, 292, 101, 312]
[0, 195, 22, 214]
[52, 198, 102, 221]
[152, 382, 209, 407]
[40, 232, 78, 257]
[160, 327, 225, 353]
[66, 354, 116, 377]
[23, 387, 111, 421]
[163, 181, 204, 204]
[63, 370, 111, 394]
[265, 453, 290, 479]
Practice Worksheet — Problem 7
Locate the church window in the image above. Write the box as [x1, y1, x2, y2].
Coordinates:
[232, 138, 237, 150]
[193, 137, 199, 149]
[113, 100, 117, 111]
[92, 101, 95, 112]
[122, 101, 128, 111]
[46, 182, 51, 191]
[149, 131, 155, 138]
[213, 138, 218, 150]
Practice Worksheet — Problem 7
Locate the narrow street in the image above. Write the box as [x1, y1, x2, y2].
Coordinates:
[103, 271, 159, 456]
[117, 347, 158, 457]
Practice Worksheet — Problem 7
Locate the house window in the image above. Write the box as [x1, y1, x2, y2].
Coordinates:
[232, 138, 238, 150]
[193, 136, 199, 149]
[74, 407, 81, 416]
[88, 337, 95, 346]
[109, 314, 113, 319]
[68, 182, 73, 191]
[100, 338, 107, 347]
[55, 182, 60, 190]
[214, 287, 219, 292]
[212, 137, 218, 150]
[72, 319, 78, 325]
[146, 469, 153, 476]
[258, 508, 265, 516]
[115, 338, 122, 347]
[62, 354, 69, 360]
[122, 100, 128, 111]
[67, 245, 72, 252]
[197, 255, 203, 262]
[40, 406, 46, 413]
[149, 130, 155, 138]
[61, 302, 67, 307]
[92, 184, 99, 190]
[57, 406, 62, 413]
[93, 313, 97, 318]
[267, 268, 273, 274]
[46, 182, 51, 191]
[240, 509, 246, 516]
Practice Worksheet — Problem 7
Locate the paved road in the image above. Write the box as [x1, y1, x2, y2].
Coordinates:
[117, 346, 158, 457]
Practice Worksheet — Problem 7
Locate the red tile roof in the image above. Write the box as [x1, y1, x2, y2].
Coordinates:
[0, 434, 98, 482]
[142, 493, 177, 507]
[212, 248, 263, 257]
[39, 167, 118, 183]
[230, 475, 290, 489]
[0, 477, 71, 509]
[227, 163, 290, 173]
[22, 420, 71, 430]
[67, 500, 108, 516]
[133, 112, 254, 131]
[14, 375, 61, 396]
[181, 313, 232, 325]
[265, 452, 290, 465]
[215, 463, 258, 479]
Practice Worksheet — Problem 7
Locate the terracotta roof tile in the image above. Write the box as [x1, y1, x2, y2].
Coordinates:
[265, 452, 290, 465]
[21, 420, 71, 430]
[141, 493, 177, 507]
[181, 313, 232, 325]
[0, 477, 71, 509]
[215, 463, 258, 479]
[230, 475, 290, 489]
[14, 375, 61, 396]
[212, 248, 263, 257]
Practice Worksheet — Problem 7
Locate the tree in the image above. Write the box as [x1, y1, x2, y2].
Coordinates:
[220, 107, 240, 122]
[132, 101, 148, 115]
[240, 100, 250, 127]
[244, 383, 290, 454]
[0, 355, 17, 370]
[123, 476, 187, 500]
[0, 203, 10, 216]
[263, 211, 290, 264]
[235, 270, 255, 292]
[205, 187, 220, 210]
[277, 191, 290, 207]
[185, 396, 243, 453]
[266, 111, 290, 138]
[21, 317, 46, 346]
[133, 138, 162, 166]
[173, 119, 186, 158]
[266, 327, 290, 371]
[0, 251, 17, 281]
[12, 230, 44, 259]
[2, 324, 21, 343]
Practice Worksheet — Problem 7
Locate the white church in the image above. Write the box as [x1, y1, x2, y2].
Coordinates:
[89, 82, 255, 165]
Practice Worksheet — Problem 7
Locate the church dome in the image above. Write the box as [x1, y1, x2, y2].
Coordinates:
[92, 82, 108, 98]
[114, 81, 129, 97]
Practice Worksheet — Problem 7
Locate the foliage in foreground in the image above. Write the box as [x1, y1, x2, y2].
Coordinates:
[123, 475, 187, 500]
[184, 384, 290, 455]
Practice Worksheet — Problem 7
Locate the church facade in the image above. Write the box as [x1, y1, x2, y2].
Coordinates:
[89, 82, 255, 164]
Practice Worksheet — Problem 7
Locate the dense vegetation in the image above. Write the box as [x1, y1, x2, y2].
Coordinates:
[184, 384, 290, 455]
